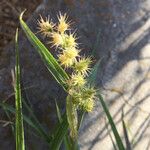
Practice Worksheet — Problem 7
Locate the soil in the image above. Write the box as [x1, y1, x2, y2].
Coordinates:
[0, 0, 42, 53]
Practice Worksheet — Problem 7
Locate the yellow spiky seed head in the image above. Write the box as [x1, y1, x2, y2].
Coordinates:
[70, 73, 86, 87]
[64, 33, 77, 48]
[68, 89, 81, 104]
[64, 47, 79, 59]
[37, 15, 55, 37]
[51, 32, 63, 47]
[58, 47, 79, 67]
[74, 57, 92, 76]
[68, 86, 96, 111]
[82, 99, 94, 112]
[57, 13, 70, 33]
[81, 87, 96, 100]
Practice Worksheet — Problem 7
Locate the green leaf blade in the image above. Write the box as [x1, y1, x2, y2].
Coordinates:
[15, 29, 25, 150]
[98, 94, 125, 150]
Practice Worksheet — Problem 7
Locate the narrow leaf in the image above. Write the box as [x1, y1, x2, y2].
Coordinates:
[98, 94, 125, 150]
[55, 101, 62, 122]
[15, 28, 25, 150]
[105, 117, 118, 150]
[122, 110, 131, 150]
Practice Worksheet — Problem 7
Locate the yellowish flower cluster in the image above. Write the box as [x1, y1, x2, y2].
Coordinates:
[57, 12, 70, 33]
[37, 15, 55, 37]
[37, 12, 97, 112]
[69, 87, 96, 112]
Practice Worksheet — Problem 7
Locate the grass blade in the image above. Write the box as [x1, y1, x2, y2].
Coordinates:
[98, 94, 125, 150]
[55, 101, 62, 122]
[19, 11, 69, 90]
[15, 29, 25, 150]
[122, 110, 131, 150]
[105, 117, 118, 150]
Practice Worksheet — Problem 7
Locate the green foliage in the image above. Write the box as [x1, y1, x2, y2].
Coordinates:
[19, 12, 126, 148]
[0, 10, 127, 150]
[19, 11, 71, 149]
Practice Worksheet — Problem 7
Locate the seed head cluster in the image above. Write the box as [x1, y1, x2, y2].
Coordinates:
[37, 12, 97, 112]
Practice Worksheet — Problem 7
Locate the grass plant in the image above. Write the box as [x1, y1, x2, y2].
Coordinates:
[1, 11, 127, 150]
